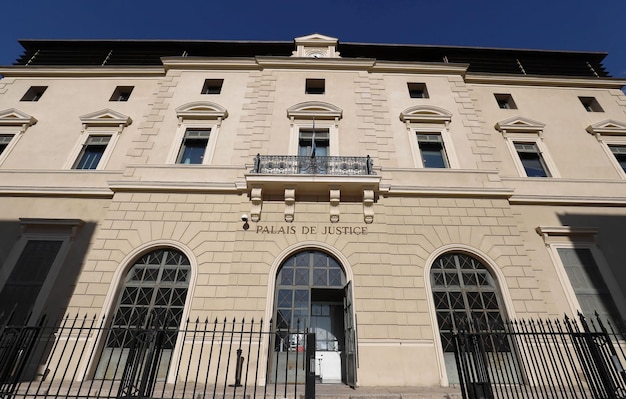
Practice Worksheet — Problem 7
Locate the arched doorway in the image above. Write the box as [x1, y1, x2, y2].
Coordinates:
[272, 250, 356, 386]
[95, 248, 191, 380]
[430, 252, 508, 384]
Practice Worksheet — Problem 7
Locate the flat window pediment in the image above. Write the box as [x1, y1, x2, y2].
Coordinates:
[287, 101, 342, 120]
[586, 119, 626, 137]
[175, 101, 228, 121]
[79, 109, 132, 128]
[495, 116, 545, 134]
[0, 108, 37, 127]
[400, 105, 452, 124]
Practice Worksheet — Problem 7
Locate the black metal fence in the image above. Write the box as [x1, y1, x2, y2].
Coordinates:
[453, 313, 626, 399]
[0, 315, 315, 399]
[251, 154, 375, 175]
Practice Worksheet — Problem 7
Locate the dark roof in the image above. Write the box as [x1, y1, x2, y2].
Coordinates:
[14, 39, 610, 78]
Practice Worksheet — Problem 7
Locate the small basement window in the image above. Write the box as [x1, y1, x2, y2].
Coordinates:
[305, 79, 325, 94]
[109, 86, 134, 101]
[494, 94, 517, 109]
[579, 97, 604, 112]
[408, 83, 429, 99]
[21, 86, 48, 101]
[201, 79, 224, 94]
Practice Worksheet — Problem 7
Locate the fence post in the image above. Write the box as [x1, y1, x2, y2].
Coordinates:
[579, 313, 619, 399]
[305, 333, 316, 399]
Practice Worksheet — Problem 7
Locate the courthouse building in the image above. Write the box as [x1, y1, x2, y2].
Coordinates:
[0, 34, 625, 388]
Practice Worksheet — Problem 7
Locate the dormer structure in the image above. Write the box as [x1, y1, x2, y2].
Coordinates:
[292, 34, 340, 58]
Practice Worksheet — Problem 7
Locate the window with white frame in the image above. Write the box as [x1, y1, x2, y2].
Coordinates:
[496, 116, 559, 178]
[0, 134, 14, 156]
[176, 128, 211, 164]
[513, 142, 550, 177]
[537, 226, 625, 331]
[72, 135, 112, 169]
[417, 133, 449, 168]
[586, 119, 626, 179]
[400, 105, 458, 169]
[608, 145, 626, 173]
[286, 101, 342, 157]
[169, 102, 228, 165]
[0, 218, 81, 325]
[0, 108, 37, 167]
[65, 109, 131, 170]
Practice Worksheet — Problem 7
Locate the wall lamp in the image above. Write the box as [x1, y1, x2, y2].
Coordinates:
[241, 214, 249, 230]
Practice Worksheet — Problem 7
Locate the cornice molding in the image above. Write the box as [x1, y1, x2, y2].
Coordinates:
[256, 56, 375, 70]
[508, 194, 626, 206]
[465, 73, 626, 89]
[384, 186, 513, 198]
[108, 180, 241, 193]
[162, 57, 261, 71]
[0, 186, 113, 198]
[371, 61, 468, 75]
[0, 66, 164, 77]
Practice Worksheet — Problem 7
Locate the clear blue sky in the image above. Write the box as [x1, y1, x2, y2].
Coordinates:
[1, 0, 625, 78]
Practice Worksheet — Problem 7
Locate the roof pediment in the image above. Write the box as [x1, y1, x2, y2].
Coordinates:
[79, 109, 132, 127]
[495, 116, 545, 132]
[399, 105, 452, 123]
[586, 119, 626, 136]
[176, 101, 228, 120]
[0, 108, 37, 126]
[287, 101, 343, 120]
[293, 33, 340, 58]
[294, 34, 339, 45]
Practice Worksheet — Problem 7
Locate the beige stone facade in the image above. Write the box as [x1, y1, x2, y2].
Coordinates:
[0, 34, 625, 388]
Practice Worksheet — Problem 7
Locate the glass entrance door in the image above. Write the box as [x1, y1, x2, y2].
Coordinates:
[272, 250, 355, 384]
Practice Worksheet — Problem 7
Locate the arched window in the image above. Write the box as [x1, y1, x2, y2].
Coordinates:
[96, 248, 191, 379]
[430, 252, 507, 382]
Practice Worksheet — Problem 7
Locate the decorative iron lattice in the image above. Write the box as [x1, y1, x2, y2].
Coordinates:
[252, 155, 374, 175]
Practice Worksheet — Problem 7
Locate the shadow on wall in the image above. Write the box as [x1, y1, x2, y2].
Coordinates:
[556, 213, 626, 328]
[0, 220, 97, 324]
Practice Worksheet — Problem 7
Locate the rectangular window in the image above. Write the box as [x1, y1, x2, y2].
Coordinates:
[201, 79, 223, 94]
[177, 129, 211, 164]
[73, 135, 111, 170]
[609, 145, 626, 173]
[557, 248, 622, 329]
[0, 240, 63, 324]
[417, 134, 448, 168]
[109, 86, 134, 101]
[305, 79, 325, 94]
[0, 134, 13, 155]
[494, 94, 517, 109]
[514, 142, 549, 177]
[20, 86, 47, 102]
[579, 96, 603, 112]
[298, 129, 329, 157]
[408, 83, 429, 99]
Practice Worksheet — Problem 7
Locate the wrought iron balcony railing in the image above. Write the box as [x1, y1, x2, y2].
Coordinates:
[251, 154, 375, 175]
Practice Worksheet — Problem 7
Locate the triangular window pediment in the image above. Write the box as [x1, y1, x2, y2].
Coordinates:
[586, 119, 626, 136]
[495, 116, 545, 133]
[176, 101, 228, 120]
[0, 108, 37, 127]
[79, 109, 132, 127]
[293, 33, 340, 58]
[399, 105, 452, 124]
[287, 101, 342, 120]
